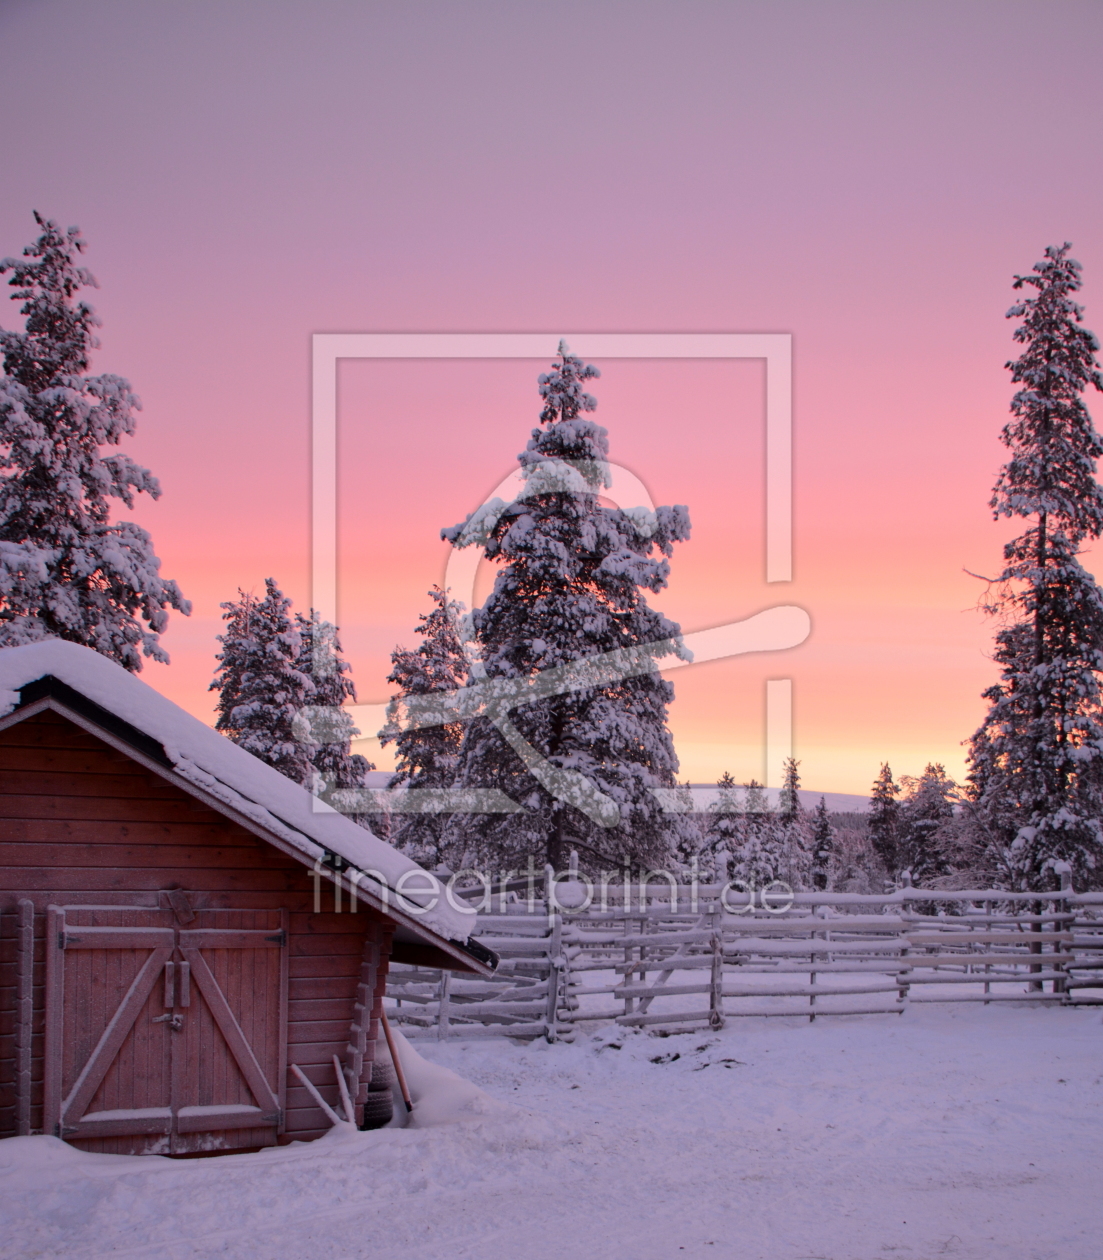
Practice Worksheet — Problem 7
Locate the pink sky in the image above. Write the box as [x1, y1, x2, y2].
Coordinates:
[2, 0, 1102, 796]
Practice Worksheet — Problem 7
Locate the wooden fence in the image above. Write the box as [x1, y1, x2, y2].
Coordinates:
[386, 884, 1103, 1040]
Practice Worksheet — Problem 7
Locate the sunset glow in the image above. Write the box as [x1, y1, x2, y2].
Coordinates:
[2, 0, 1100, 797]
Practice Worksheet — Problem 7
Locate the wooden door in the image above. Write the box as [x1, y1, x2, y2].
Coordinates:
[173, 909, 287, 1154]
[45, 905, 288, 1156]
[44, 906, 175, 1153]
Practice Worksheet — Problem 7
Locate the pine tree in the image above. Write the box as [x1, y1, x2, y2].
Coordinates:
[897, 763, 956, 885]
[379, 587, 469, 864]
[776, 756, 811, 887]
[439, 343, 692, 872]
[730, 779, 790, 888]
[672, 780, 705, 870]
[210, 579, 314, 785]
[810, 796, 834, 891]
[868, 763, 900, 878]
[967, 244, 1103, 891]
[777, 757, 803, 819]
[0, 213, 188, 667]
[294, 610, 373, 805]
[703, 770, 742, 871]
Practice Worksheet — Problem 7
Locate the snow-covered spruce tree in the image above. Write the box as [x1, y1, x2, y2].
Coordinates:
[211, 579, 314, 785]
[776, 756, 811, 887]
[701, 770, 741, 877]
[0, 213, 188, 667]
[730, 779, 790, 888]
[810, 796, 834, 891]
[379, 587, 469, 864]
[777, 757, 802, 819]
[897, 763, 956, 886]
[868, 763, 900, 878]
[294, 610, 373, 807]
[672, 781, 705, 871]
[439, 343, 692, 872]
[967, 244, 1103, 891]
[704, 771, 741, 840]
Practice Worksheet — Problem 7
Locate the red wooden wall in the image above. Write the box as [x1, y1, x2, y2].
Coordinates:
[0, 708, 393, 1153]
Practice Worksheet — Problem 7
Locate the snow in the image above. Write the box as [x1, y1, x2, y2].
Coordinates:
[2, 1005, 1099, 1259]
[0, 640, 473, 943]
[387, 1026, 514, 1128]
[80, 1108, 171, 1123]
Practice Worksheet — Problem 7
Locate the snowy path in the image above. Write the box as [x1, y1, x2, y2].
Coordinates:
[2, 1005, 1100, 1260]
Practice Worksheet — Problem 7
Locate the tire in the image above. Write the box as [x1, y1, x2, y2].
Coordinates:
[368, 1060, 396, 1093]
[360, 1089, 393, 1130]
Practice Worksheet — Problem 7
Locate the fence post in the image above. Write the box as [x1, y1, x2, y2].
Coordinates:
[896, 936, 911, 1013]
[622, 913, 635, 1020]
[545, 913, 562, 1042]
[809, 930, 819, 1024]
[709, 908, 724, 1030]
[437, 967, 451, 1039]
[1055, 864, 1073, 998]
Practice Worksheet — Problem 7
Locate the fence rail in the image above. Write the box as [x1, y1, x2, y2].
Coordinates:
[385, 884, 1103, 1040]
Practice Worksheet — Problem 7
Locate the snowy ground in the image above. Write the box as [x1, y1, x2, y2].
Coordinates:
[3, 1005, 1100, 1260]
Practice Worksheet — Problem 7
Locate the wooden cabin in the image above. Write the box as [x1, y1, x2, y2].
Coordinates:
[0, 640, 494, 1156]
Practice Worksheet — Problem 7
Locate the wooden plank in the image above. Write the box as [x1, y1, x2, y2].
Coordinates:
[181, 947, 280, 1114]
[280, 1038, 366, 1062]
[401, 1019, 550, 1040]
[288, 997, 351, 1020]
[43, 906, 65, 1136]
[176, 1105, 275, 1133]
[0, 769, 180, 799]
[614, 981, 712, 999]
[908, 991, 1065, 1004]
[0, 746, 151, 774]
[15, 900, 33, 1134]
[436, 1000, 548, 1019]
[62, 928, 175, 950]
[902, 953, 1077, 966]
[286, 954, 362, 979]
[0, 818, 261, 846]
[722, 983, 904, 999]
[288, 933, 374, 957]
[178, 929, 285, 950]
[1, 842, 275, 869]
[0, 795, 238, 823]
[285, 1018, 349, 1041]
[904, 969, 1068, 986]
[0, 721, 108, 750]
[907, 932, 1074, 946]
[277, 907, 289, 1131]
[0, 868, 306, 893]
[68, 1109, 173, 1139]
[287, 975, 360, 1000]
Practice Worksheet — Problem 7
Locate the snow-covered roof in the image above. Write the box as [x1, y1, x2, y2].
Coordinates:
[0, 639, 476, 947]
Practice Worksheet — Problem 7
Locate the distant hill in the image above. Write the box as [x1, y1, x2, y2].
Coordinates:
[362, 771, 871, 814]
[684, 786, 870, 814]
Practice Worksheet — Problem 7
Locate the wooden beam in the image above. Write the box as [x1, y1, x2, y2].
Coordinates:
[15, 900, 33, 1135]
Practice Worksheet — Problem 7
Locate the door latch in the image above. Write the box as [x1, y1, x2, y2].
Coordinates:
[152, 1014, 184, 1031]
